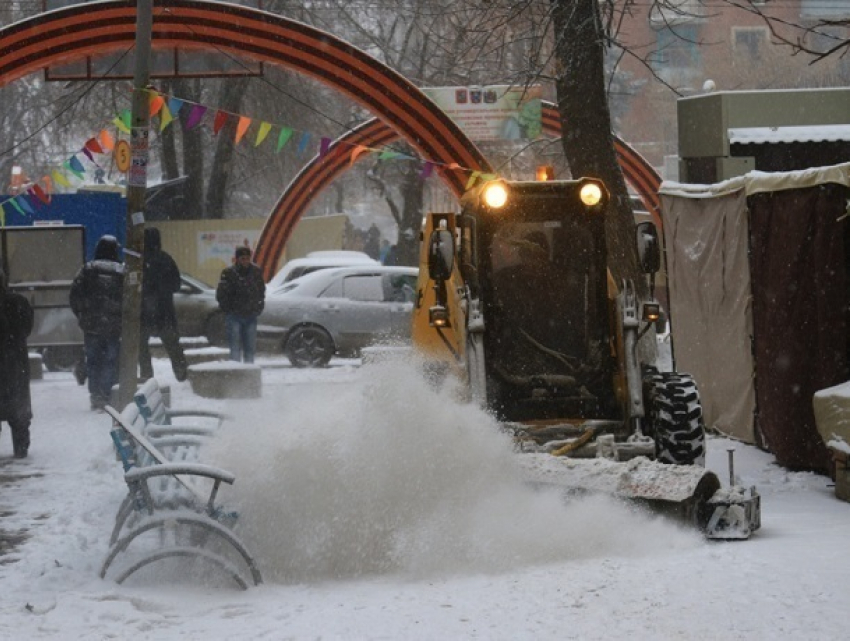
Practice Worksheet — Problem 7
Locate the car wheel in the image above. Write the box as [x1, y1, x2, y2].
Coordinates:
[285, 325, 334, 368]
[204, 312, 227, 347]
[643, 370, 706, 466]
[42, 346, 84, 372]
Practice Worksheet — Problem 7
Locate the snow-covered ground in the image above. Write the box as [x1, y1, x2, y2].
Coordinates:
[1, 354, 848, 640]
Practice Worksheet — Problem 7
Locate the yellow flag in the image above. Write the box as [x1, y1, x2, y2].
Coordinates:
[52, 170, 72, 188]
[159, 104, 174, 132]
[255, 122, 272, 146]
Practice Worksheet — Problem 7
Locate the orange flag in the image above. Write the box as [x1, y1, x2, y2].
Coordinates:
[98, 129, 115, 152]
[149, 94, 165, 117]
[235, 116, 251, 144]
[349, 145, 369, 167]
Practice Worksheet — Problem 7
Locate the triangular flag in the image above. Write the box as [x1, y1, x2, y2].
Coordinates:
[378, 149, 400, 161]
[235, 116, 251, 144]
[159, 104, 174, 132]
[349, 145, 369, 167]
[68, 156, 86, 176]
[466, 171, 481, 189]
[419, 161, 434, 178]
[84, 137, 104, 155]
[185, 105, 206, 129]
[149, 95, 165, 117]
[9, 198, 25, 216]
[113, 114, 131, 135]
[446, 162, 461, 171]
[16, 195, 34, 215]
[81, 148, 95, 163]
[213, 110, 228, 135]
[319, 137, 332, 157]
[276, 127, 293, 152]
[166, 97, 184, 117]
[255, 122, 272, 146]
[98, 129, 115, 152]
[481, 173, 498, 181]
[297, 132, 311, 154]
[52, 170, 72, 188]
[27, 185, 50, 206]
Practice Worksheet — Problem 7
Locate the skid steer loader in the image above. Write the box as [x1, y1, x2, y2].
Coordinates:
[411, 178, 760, 539]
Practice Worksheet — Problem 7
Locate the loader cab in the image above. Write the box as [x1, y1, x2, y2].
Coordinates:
[459, 179, 620, 422]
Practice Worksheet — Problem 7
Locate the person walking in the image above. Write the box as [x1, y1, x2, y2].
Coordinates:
[0, 268, 34, 458]
[216, 246, 265, 363]
[139, 227, 188, 382]
[70, 235, 124, 411]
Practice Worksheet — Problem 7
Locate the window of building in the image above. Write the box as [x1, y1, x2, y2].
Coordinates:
[733, 27, 769, 60]
[652, 25, 702, 70]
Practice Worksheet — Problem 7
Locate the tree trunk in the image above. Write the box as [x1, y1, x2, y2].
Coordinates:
[205, 77, 251, 219]
[551, 0, 639, 285]
[175, 78, 204, 220]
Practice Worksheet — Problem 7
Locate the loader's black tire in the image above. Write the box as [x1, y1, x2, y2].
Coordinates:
[643, 371, 706, 466]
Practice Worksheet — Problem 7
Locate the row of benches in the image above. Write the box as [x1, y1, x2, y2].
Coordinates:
[101, 378, 263, 589]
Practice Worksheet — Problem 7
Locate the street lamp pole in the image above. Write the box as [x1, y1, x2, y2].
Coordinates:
[117, 0, 153, 407]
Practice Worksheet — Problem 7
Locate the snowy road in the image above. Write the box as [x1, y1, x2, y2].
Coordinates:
[0, 356, 848, 640]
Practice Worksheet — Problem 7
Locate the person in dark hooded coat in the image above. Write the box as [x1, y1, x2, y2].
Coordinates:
[0, 268, 34, 458]
[139, 227, 187, 381]
[70, 235, 123, 411]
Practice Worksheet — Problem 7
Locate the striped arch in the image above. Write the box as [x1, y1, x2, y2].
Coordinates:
[0, 0, 491, 277]
[267, 102, 662, 278]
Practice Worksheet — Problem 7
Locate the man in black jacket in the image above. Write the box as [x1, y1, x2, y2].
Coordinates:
[0, 268, 34, 458]
[139, 227, 188, 382]
[70, 235, 123, 411]
[216, 246, 265, 363]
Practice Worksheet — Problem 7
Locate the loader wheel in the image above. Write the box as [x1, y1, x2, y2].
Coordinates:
[643, 371, 706, 466]
[285, 325, 334, 368]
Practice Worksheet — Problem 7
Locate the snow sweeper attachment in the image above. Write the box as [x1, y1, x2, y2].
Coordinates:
[410, 177, 760, 540]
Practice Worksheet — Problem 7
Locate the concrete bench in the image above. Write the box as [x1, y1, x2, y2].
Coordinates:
[148, 336, 210, 359]
[187, 362, 262, 399]
[28, 352, 43, 380]
[184, 346, 230, 366]
[101, 402, 262, 588]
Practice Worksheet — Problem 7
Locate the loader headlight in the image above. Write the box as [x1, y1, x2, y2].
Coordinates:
[429, 305, 450, 328]
[579, 182, 603, 207]
[482, 182, 508, 209]
[642, 302, 661, 322]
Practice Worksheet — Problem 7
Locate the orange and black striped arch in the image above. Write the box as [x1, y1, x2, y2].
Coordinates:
[267, 103, 662, 278]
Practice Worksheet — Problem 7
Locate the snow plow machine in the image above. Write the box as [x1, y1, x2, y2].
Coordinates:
[411, 177, 760, 539]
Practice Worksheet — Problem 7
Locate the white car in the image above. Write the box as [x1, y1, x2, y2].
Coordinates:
[262, 265, 418, 367]
[267, 250, 379, 294]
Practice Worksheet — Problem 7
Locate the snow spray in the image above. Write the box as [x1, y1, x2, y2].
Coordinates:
[206, 355, 701, 583]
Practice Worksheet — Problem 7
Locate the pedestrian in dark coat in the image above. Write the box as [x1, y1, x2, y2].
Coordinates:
[216, 246, 265, 363]
[70, 235, 123, 411]
[0, 268, 34, 458]
[139, 227, 187, 382]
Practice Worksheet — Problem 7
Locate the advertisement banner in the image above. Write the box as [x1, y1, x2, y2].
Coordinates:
[197, 230, 260, 272]
[421, 85, 542, 142]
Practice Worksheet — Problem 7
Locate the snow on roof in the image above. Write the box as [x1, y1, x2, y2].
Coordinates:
[729, 124, 850, 145]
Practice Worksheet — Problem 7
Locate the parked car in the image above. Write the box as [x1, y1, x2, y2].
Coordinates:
[261, 265, 418, 367]
[266, 250, 379, 294]
[174, 273, 226, 345]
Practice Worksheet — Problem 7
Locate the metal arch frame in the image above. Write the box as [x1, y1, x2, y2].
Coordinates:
[0, 1, 661, 280]
[0, 0, 490, 276]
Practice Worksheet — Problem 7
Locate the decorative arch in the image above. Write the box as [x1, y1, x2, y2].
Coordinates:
[0, 0, 491, 274]
[268, 103, 662, 277]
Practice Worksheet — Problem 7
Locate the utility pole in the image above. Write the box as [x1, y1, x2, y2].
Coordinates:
[117, 0, 153, 407]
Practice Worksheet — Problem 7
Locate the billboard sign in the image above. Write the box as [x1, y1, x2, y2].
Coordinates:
[421, 85, 543, 142]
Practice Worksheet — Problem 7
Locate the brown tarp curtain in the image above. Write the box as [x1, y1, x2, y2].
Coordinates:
[660, 190, 756, 444]
[660, 164, 850, 473]
[748, 185, 850, 472]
